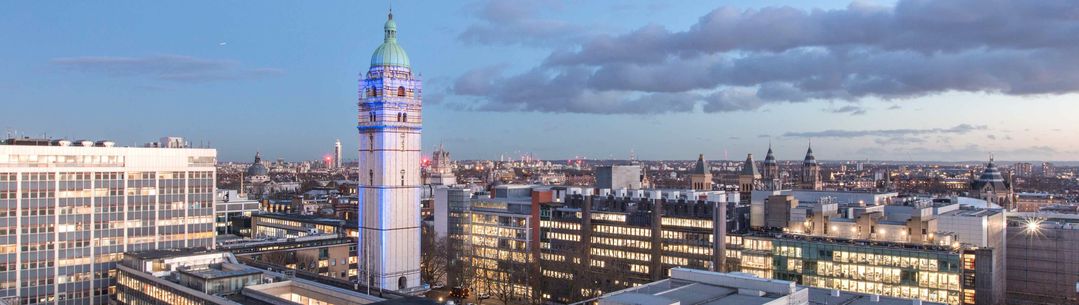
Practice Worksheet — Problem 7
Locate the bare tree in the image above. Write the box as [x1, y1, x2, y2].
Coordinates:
[295, 252, 320, 273]
[259, 251, 291, 266]
[491, 269, 517, 305]
[421, 228, 450, 286]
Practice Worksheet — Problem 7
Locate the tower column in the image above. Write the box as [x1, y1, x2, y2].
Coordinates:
[357, 11, 422, 292]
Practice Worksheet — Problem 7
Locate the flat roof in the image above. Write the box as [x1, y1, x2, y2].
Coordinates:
[127, 247, 216, 260]
[600, 270, 796, 305]
[179, 265, 263, 280]
[806, 287, 945, 305]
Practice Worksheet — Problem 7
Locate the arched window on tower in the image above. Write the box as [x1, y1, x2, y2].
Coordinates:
[402, 113, 407, 122]
[369, 134, 374, 151]
[370, 112, 376, 122]
[368, 170, 374, 185]
[400, 169, 406, 186]
[370, 87, 377, 97]
[397, 86, 406, 97]
[396, 113, 401, 122]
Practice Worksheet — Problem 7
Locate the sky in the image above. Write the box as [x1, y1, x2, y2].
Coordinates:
[3, 0, 1078, 162]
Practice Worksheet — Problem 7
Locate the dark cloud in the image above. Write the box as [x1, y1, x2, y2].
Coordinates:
[454, 0, 1079, 114]
[52, 55, 282, 82]
[455, 66, 701, 114]
[783, 124, 987, 138]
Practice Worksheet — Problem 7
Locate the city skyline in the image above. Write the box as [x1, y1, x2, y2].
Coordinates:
[4, 0, 1079, 162]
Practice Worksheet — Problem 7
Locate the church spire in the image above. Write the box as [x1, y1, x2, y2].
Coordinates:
[803, 141, 817, 165]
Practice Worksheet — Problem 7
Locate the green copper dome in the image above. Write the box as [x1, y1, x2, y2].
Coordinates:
[370, 12, 410, 68]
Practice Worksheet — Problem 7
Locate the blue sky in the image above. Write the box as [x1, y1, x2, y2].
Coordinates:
[3, 0, 1077, 162]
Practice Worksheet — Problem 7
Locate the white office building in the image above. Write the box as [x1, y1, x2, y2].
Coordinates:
[0, 138, 216, 304]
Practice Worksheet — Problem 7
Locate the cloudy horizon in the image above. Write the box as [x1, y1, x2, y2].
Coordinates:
[3, 0, 1077, 162]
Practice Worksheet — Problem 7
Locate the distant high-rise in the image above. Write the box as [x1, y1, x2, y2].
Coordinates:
[800, 143, 822, 190]
[333, 139, 342, 168]
[688, 154, 713, 190]
[357, 10, 422, 292]
[0, 138, 216, 304]
[1040, 162, 1055, 178]
[1013, 162, 1033, 177]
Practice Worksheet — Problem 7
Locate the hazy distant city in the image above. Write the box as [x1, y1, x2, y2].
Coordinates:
[3, 1, 1079, 305]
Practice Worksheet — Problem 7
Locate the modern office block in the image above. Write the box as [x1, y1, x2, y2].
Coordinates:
[0, 138, 216, 304]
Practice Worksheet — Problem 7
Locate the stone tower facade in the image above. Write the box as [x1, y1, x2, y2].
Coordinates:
[739, 153, 762, 205]
[357, 11, 422, 291]
[689, 154, 713, 190]
[762, 145, 780, 190]
[800, 144, 822, 190]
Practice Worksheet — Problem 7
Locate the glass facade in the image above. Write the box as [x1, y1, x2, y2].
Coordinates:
[0, 146, 216, 304]
[735, 236, 965, 305]
[537, 197, 723, 304]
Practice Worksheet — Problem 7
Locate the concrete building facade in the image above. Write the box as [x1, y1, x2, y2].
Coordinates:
[595, 165, 643, 191]
[0, 138, 216, 304]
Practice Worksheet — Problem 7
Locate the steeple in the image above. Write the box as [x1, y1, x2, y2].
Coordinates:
[693, 154, 708, 174]
[764, 142, 776, 165]
[689, 154, 713, 191]
[803, 141, 817, 165]
[741, 154, 761, 178]
[762, 143, 780, 190]
[800, 142, 822, 190]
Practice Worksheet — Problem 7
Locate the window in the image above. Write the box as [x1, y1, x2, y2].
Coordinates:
[369, 170, 374, 185]
[397, 86, 405, 97]
[400, 169, 406, 186]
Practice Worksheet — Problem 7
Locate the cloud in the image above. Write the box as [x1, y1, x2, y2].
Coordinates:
[52, 55, 282, 82]
[828, 105, 867, 115]
[874, 137, 926, 145]
[453, 0, 1079, 114]
[783, 124, 987, 138]
[855, 144, 1065, 161]
[458, 0, 593, 46]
